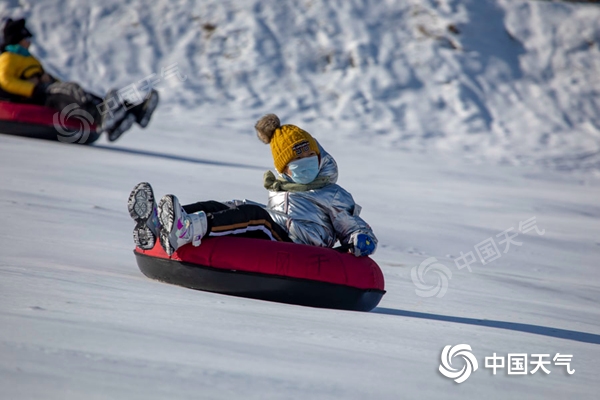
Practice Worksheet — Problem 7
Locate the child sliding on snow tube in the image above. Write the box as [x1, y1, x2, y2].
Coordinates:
[127, 114, 377, 257]
[0, 18, 159, 141]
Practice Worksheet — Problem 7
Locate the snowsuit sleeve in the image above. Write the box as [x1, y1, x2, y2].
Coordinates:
[0, 52, 44, 98]
[329, 187, 377, 248]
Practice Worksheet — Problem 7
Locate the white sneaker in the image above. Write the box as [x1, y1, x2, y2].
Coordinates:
[127, 182, 160, 250]
[158, 194, 207, 256]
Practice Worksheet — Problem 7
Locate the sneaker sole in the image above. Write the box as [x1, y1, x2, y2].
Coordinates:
[128, 182, 155, 221]
[127, 182, 157, 250]
[138, 91, 159, 128]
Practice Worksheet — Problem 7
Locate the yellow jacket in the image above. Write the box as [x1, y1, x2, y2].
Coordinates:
[0, 51, 44, 97]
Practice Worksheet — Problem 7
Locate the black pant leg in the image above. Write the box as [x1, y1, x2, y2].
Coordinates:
[45, 83, 102, 126]
[208, 204, 291, 242]
[183, 200, 230, 214]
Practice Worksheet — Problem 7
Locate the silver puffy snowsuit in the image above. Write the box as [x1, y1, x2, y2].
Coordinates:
[264, 144, 377, 249]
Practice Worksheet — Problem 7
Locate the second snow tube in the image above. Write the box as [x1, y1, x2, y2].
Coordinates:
[134, 236, 386, 312]
[0, 100, 101, 144]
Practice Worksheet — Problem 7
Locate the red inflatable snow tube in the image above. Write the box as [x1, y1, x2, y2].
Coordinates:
[0, 100, 100, 144]
[134, 236, 386, 311]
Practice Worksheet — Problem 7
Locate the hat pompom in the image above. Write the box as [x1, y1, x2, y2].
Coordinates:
[255, 114, 280, 144]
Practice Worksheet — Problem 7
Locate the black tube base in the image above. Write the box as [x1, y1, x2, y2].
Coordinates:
[135, 252, 385, 312]
[0, 122, 101, 144]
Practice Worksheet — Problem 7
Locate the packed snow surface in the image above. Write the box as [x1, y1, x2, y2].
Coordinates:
[1, 0, 600, 399]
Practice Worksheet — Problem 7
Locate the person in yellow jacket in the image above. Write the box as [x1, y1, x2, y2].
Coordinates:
[0, 18, 159, 141]
[0, 18, 49, 103]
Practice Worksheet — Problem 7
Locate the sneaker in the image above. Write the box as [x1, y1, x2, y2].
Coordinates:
[127, 182, 160, 250]
[134, 89, 159, 128]
[100, 89, 127, 132]
[157, 194, 207, 256]
[106, 113, 136, 142]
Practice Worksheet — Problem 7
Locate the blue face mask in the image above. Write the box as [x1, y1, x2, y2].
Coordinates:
[286, 156, 320, 184]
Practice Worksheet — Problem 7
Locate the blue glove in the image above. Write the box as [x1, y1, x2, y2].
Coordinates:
[351, 233, 376, 257]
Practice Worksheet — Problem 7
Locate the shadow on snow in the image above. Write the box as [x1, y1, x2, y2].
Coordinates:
[373, 307, 600, 345]
[92, 145, 267, 171]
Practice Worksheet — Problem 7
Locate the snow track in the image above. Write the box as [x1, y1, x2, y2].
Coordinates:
[1, 127, 599, 398]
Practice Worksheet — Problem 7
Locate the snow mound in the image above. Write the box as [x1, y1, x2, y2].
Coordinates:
[2, 0, 599, 171]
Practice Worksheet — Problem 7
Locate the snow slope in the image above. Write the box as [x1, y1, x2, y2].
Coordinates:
[1, 0, 600, 399]
[2, 0, 600, 170]
[1, 121, 600, 399]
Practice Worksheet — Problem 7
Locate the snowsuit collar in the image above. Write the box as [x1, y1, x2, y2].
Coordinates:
[263, 170, 331, 192]
[4, 44, 31, 57]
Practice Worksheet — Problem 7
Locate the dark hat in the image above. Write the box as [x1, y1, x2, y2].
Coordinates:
[3, 18, 33, 46]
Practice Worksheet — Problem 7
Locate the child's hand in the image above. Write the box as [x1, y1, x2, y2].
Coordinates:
[351, 233, 376, 257]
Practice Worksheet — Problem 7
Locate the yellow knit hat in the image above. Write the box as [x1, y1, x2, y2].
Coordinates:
[255, 114, 320, 173]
